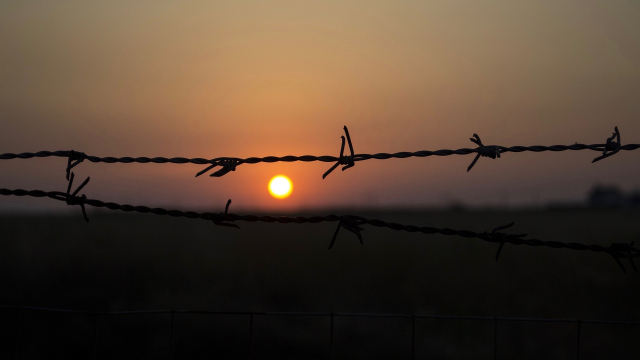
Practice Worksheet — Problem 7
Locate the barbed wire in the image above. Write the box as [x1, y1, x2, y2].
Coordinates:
[0, 126, 637, 179]
[1, 172, 637, 272]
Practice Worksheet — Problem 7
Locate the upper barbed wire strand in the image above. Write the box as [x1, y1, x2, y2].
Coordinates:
[1, 126, 638, 177]
[3, 145, 640, 163]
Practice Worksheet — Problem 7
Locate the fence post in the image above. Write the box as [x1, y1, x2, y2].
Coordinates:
[169, 310, 175, 360]
[576, 320, 581, 360]
[411, 315, 416, 360]
[249, 312, 254, 360]
[330, 313, 334, 360]
[14, 307, 21, 360]
[493, 317, 498, 360]
[93, 312, 99, 360]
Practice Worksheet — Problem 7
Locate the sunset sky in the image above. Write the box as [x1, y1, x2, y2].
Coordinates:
[1, 0, 639, 213]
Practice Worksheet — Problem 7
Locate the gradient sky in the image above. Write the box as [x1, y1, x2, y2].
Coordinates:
[1, 0, 639, 213]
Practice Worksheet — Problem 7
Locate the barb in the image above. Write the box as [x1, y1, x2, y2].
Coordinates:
[608, 242, 638, 273]
[64, 172, 91, 222]
[213, 199, 239, 229]
[482, 222, 527, 261]
[195, 158, 242, 178]
[328, 216, 365, 249]
[467, 134, 500, 172]
[323, 126, 356, 179]
[1, 126, 639, 177]
[592, 126, 621, 163]
[65, 150, 86, 180]
[1, 185, 638, 269]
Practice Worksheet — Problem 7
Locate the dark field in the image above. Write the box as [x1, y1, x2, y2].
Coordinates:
[1, 208, 640, 359]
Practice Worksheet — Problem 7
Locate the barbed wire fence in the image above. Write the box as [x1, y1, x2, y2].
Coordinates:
[1, 125, 639, 270]
[1, 125, 640, 358]
[3, 305, 640, 360]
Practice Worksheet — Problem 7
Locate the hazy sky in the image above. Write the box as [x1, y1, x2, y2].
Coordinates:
[1, 0, 639, 212]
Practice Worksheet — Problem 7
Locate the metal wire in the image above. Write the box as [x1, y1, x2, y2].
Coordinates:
[3, 305, 639, 359]
[3, 305, 640, 325]
[2, 126, 637, 357]
[1, 176, 638, 272]
[0, 126, 636, 178]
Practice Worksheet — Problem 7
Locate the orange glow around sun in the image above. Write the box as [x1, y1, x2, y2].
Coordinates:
[268, 175, 292, 199]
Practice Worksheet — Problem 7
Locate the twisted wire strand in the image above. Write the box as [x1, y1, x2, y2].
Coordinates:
[1, 186, 637, 271]
[2, 124, 638, 180]
[2, 144, 639, 165]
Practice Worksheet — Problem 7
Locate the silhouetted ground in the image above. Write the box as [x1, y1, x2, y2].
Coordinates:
[1, 208, 639, 359]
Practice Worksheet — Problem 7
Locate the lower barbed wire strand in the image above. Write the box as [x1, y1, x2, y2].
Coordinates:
[1, 187, 638, 264]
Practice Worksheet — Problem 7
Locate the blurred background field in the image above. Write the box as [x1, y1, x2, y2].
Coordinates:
[1, 207, 639, 359]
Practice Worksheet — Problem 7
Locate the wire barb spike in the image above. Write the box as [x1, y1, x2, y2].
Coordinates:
[66, 150, 86, 180]
[467, 134, 501, 172]
[195, 159, 242, 178]
[592, 126, 621, 163]
[66, 172, 90, 222]
[607, 241, 638, 273]
[484, 222, 527, 261]
[328, 216, 364, 249]
[323, 126, 356, 179]
[212, 199, 239, 229]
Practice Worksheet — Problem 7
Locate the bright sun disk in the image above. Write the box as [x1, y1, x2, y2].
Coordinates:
[268, 175, 292, 199]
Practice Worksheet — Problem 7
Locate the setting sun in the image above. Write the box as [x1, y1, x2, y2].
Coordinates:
[268, 175, 293, 199]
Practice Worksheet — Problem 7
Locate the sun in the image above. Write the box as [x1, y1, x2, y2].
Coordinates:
[268, 175, 293, 199]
